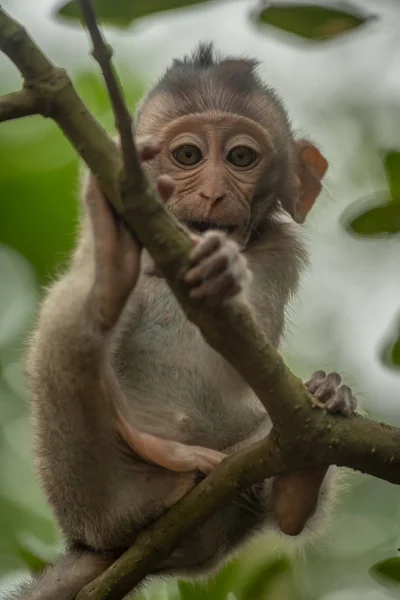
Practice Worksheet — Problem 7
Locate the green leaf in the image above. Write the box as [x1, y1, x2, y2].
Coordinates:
[383, 151, 400, 203]
[254, 2, 376, 41]
[57, 0, 210, 27]
[370, 557, 400, 587]
[392, 337, 400, 367]
[17, 547, 48, 574]
[379, 318, 400, 370]
[344, 196, 400, 237]
[178, 561, 239, 599]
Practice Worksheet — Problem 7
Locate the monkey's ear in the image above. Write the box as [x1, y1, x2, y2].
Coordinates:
[294, 141, 328, 223]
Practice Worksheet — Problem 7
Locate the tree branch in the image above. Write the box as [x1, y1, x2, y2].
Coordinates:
[79, 0, 144, 195]
[77, 413, 400, 600]
[78, 433, 286, 600]
[1, 5, 400, 600]
[0, 89, 40, 122]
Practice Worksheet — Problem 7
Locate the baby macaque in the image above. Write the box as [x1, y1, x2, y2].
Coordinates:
[9, 44, 356, 599]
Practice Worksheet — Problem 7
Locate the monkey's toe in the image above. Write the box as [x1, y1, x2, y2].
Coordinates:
[325, 384, 357, 417]
[305, 371, 357, 417]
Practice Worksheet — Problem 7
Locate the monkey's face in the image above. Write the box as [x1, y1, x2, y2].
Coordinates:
[140, 112, 273, 246]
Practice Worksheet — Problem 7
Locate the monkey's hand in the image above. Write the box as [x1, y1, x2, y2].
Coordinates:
[305, 370, 357, 417]
[84, 139, 175, 329]
[272, 371, 357, 536]
[184, 231, 251, 306]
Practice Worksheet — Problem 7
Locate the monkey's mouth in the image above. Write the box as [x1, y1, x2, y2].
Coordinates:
[182, 221, 238, 235]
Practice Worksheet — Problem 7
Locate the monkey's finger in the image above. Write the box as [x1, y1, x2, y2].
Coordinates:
[188, 231, 225, 263]
[136, 137, 163, 162]
[184, 251, 230, 285]
[313, 372, 341, 402]
[325, 385, 356, 417]
[190, 272, 241, 305]
[305, 370, 326, 394]
[156, 175, 175, 203]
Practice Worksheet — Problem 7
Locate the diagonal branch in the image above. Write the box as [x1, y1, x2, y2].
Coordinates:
[77, 433, 285, 600]
[0, 89, 40, 122]
[77, 413, 400, 600]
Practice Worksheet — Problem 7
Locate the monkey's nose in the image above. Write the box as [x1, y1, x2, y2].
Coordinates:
[199, 191, 226, 205]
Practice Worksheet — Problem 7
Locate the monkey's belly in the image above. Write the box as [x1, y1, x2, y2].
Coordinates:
[118, 357, 265, 451]
[115, 289, 266, 450]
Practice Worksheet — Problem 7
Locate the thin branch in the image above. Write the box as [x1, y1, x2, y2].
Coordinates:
[0, 89, 39, 122]
[78, 0, 145, 195]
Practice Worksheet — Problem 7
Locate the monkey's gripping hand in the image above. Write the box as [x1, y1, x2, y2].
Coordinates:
[84, 139, 175, 329]
[184, 231, 251, 306]
[305, 370, 357, 417]
[272, 371, 357, 536]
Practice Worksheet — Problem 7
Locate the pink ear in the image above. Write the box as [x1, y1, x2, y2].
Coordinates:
[295, 141, 328, 223]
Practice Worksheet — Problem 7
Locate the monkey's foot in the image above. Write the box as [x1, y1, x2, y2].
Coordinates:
[305, 370, 357, 417]
[116, 410, 226, 475]
[184, 230, 251, 306]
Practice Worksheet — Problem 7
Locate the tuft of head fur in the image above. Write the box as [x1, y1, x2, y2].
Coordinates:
[138, 42, 290, 132]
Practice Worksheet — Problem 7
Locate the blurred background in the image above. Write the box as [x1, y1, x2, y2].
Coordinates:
[0, 0, 400, 598]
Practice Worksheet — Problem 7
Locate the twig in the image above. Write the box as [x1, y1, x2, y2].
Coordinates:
[0, 89, 39, 122]
[78, 0, 144, 194]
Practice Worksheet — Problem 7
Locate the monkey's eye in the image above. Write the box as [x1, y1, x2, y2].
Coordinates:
[227, 146, 258, 168]
[172, 145, 202, 167]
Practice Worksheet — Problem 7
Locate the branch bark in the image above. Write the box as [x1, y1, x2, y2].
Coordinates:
[0, 89, 40, 122]
[0, 5, 399, 600]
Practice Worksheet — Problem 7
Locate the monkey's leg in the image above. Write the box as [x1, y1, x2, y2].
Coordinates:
[4, 549, 114, 600]
[272, 371, 357, 535]
[115, 407, 226, 475]
[102, 361, 227, 475]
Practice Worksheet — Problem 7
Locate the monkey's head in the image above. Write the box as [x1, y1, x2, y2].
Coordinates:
[135, 43, 328, 246]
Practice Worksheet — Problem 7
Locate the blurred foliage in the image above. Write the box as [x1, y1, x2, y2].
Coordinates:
[253, 2, 376, 42]
[57, 0, 376, 43]
[345, 150, 400, 238]
[371, 556, 400, 588]
[1, 0, 400, 598]
[384, 151, 400, 203]
[58, 0, 211, 27]
[379, 316, 400, 370]
[346, 198, 400, 237]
